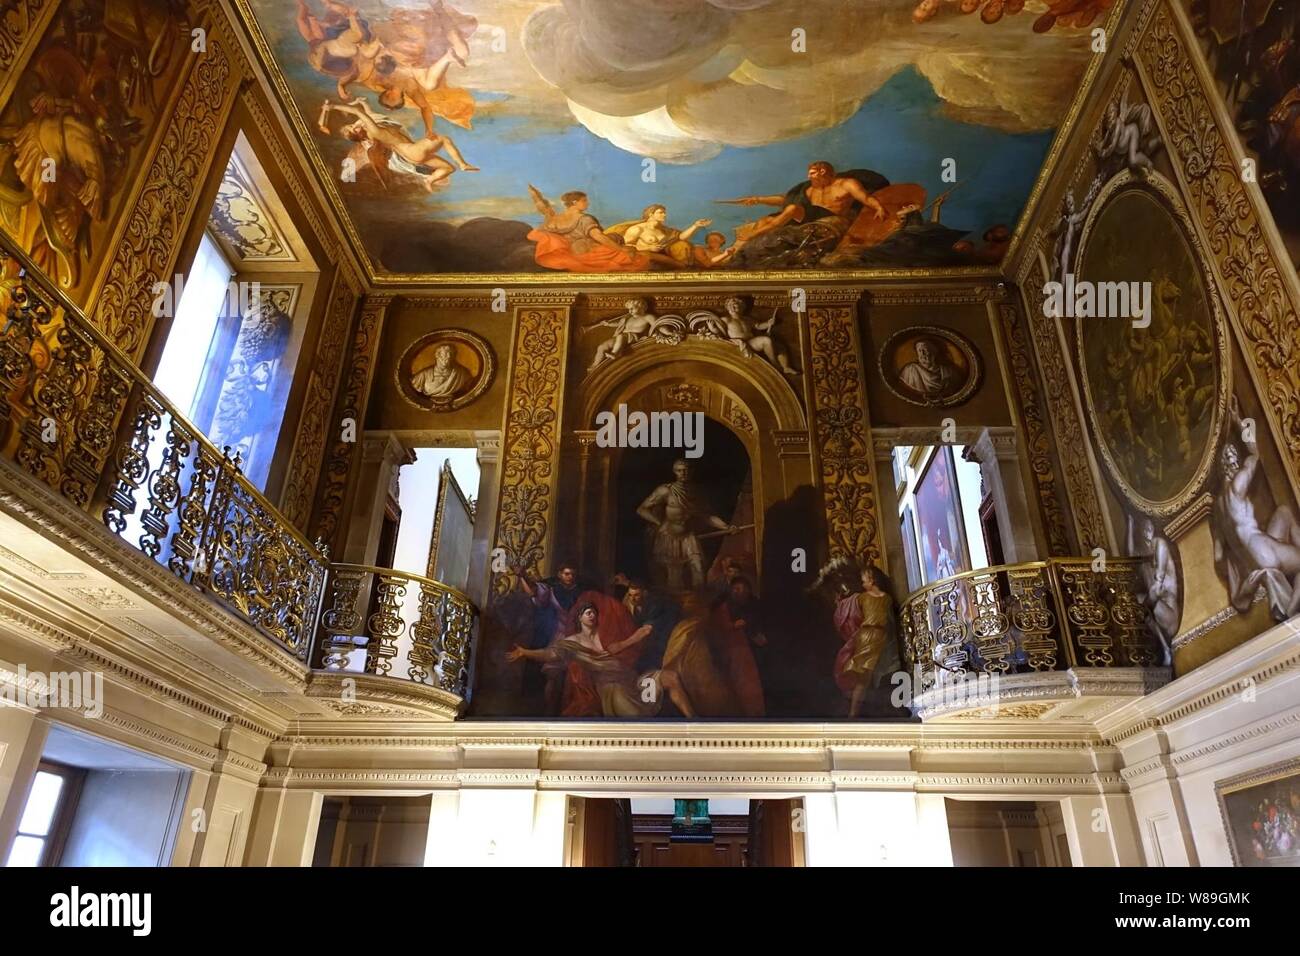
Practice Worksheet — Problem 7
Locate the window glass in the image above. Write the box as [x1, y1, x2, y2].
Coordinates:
[16, 771, 63, 836]
[4, 835, 45, 868]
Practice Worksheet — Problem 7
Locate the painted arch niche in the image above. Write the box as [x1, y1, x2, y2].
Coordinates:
[477, 344, 909, 721]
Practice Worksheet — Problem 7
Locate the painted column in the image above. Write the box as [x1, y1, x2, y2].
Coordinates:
[806, 293, 885, 570]
[314, 293, 395, 552]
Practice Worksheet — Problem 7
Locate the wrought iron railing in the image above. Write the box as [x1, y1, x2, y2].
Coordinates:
[900, 558, 1158, 685]
[316, 564, 474, 697]
[1, 237, 477, 690]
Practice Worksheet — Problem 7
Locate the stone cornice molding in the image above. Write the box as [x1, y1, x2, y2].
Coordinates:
[1120, 754, 1178, 786]
[1101, 618, 1300, 743]
[1169, 709, 1300, 769]
[212, 751, 270, 784]
[263, 768, 460, 789]
[0, 593, 285, 739]
[92, 712, 221, 769]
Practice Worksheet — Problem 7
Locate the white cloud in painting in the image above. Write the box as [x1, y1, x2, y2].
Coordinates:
[434, 193, 541, 222]
[498, 0, 1092, 162]
[568, 102, 724, 164]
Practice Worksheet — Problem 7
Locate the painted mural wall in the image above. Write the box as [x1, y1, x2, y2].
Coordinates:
[1011, 0, 1300, 674]
[365, 285, 1023, 720]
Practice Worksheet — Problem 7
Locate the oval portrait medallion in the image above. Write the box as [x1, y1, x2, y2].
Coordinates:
[878, 326, 981, 408]
[396, 329, 495, 412]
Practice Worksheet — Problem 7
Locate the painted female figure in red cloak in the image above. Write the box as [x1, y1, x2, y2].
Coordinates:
[525, 187, 683, 273]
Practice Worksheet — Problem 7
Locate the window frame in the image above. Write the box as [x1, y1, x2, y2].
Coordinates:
[9, 761, 84, 867]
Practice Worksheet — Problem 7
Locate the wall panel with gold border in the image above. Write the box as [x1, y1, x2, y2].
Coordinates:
[1010, 0, 1300, 673]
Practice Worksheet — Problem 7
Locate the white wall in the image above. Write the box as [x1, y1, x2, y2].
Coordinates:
[61, 770, 188, 867]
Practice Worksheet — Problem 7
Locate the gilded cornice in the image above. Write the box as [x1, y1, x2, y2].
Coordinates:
[865, 284, 1007, 307]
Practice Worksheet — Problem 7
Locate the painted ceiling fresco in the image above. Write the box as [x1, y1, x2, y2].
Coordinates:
[246, 0, 1109, 276]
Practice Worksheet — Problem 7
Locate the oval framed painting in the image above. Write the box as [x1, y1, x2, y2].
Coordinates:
[396, 329, 495, 412]
[879, 326, 981, 408]
[1074, 172, 1230, 517]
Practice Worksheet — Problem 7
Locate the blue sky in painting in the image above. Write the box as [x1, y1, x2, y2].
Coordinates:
[437, 67, 1053, 237]
[266, 3, 1055, 258]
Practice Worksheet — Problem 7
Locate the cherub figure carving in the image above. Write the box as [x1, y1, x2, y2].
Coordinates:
[585, 298, 665, 371]
[696, 297, 800, 377]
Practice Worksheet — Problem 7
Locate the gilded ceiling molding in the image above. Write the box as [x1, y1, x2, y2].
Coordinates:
[311, 293, 392, 550]
[398, 295, 497, 309]
[91, 25, 238, 360]
[486, 303, 571, 590]
[504, 291, 579, 307]
[996, 302, 1073, 555]
[582, 291, 816, 311]
[1020, 288, 1110, 552]
[807, 305, 882, 568]
[1135, 2, 1300, 498]
[865, 285, 1006, 306]
[238, 85, 338, 266]
[279, 265, 360, 532]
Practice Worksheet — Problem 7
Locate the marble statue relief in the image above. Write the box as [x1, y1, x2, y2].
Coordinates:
[1211, 399, 1300, 621]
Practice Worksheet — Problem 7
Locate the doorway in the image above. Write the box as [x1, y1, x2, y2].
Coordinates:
[945, 799, 1073, 866]
[570, 797, 805, 867]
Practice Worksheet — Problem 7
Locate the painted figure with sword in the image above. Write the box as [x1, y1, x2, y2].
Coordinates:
[637, 459, 748, 591]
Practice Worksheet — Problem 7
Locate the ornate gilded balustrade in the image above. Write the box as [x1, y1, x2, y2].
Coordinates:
[1, 239, 479, 699]
[0, 240, 328, 659]
[900, 558, 1160, 691]
[316, 564, 475, 698]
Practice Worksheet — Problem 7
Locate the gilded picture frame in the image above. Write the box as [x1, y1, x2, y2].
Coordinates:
[1215, 756, 1300, 867]
[1074, 171, 1231, 519]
